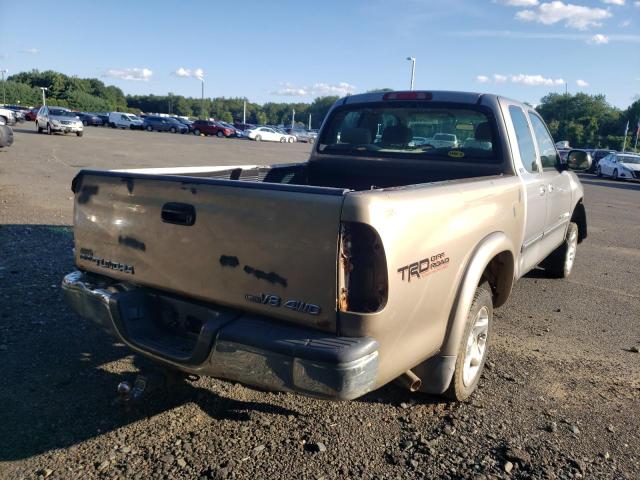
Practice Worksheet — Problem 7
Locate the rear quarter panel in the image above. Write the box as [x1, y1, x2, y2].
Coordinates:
[339, 175, 524, 386]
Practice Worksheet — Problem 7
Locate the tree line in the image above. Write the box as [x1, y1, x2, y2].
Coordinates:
[3, 69, 639, 147]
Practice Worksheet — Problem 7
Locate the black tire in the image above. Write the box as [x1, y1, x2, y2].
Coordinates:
[194, 129, 201, 136]
[443, 283, 492, 401]
[36, 121, 42, 133]
[279, 137, 286, 143]
[77, 131, 83, 137]
[82, 120, 88, 126]
[288, 137, 294, 143]
[612, 169, 618, 181]
[0, 116, 6, 126]
[170, 127, 177, 133]
[541, 222, 579, 279]
[47, 123, 52, 135]
[146, 125, 153, 132]
[596, 166, 602, 177]
[255, 135, 261, 142]
[216, 131, 224, 138]
[308, 137, 315, 145]
[110, 122, 116, 128]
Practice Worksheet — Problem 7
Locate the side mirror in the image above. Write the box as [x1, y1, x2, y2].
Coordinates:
[565, 150, 592, 172]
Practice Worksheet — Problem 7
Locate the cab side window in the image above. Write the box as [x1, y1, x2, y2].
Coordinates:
[528, 112, 559, 170]
[509, 106, 538, 173]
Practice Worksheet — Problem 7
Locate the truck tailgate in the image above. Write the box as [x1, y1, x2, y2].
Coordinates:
[72, 170, 346, 332]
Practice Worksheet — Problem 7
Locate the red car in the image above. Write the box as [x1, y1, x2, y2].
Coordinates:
[25, 108, 40, 121]
[191, 120, 235, 137]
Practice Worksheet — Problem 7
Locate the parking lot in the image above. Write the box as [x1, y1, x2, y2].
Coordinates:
[1, 127, 639, 479]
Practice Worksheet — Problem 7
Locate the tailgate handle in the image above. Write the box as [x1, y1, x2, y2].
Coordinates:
[161, 202, 196, 226]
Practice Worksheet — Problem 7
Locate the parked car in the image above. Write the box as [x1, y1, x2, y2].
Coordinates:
[25, 108, 40, 121]
[76, 112, 104, 126]
[588, 149, 616, 173]
[109, 112, 144, 130]
[428, 133, 459, 149]
[217, 121, 240, 137]
[143, 116, 188, 133]
[172, 117, 194, 132]
[63, 90, 590, 402]
[0, 106, 17, 126]
[596, 152, 640, 181]
[286, 128, 316, 144]
[246, 126, 296, 143]
[36, 106, 83, 136]
[96, 113, 110, 126]
[191, 120, 233, 137]
[234, 122, 255, 131]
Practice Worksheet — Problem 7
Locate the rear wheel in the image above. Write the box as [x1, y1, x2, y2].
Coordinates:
[288, 137, 294, 143]
[47, 123, 52, 135]
[216, 131, 224, 138]
[255, 135, 262, 142]
[146, 125, 153, 132]
[170, 127, 177, 133]
[194, 129, 201, 136]
[308, 137, 315, 145]
[612, 169, 619, 180]
[444, 283, 492, 401]
[36, 121, 42, 133]
[77, 131, 83, 137]
[280, 137, 286, 143]
[542, 222, 578, 278]
[82, 120, 88, 126]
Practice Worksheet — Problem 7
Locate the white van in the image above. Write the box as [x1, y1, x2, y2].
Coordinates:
[108, 112, 144, 130]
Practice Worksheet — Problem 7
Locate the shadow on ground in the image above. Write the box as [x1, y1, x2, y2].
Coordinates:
[578, 176, 640, 192]
[0, 224, 303, 461]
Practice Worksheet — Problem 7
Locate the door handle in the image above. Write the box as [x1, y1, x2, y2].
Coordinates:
[547, 184, 554, 193]
[161, 202, 196, 226]
[539, 186, 546, 196]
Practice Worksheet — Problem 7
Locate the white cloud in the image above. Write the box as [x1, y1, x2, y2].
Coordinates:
[271, 82, 356, 97]
[510, 73, 565, 86]
[516, 1, 612, 30]
[619, 20, 631, 27]
[589, 33, 610, 44]
[22, 47, 39, 54]
[477, 73, 566, 86]
[173, 67, 204, 80]
[576, 79, 589, 87]
[496, 0, 539, 6]
[601, 0, 624, 5]
[635, 1, 640, 6]
[103, 68, 153, 81]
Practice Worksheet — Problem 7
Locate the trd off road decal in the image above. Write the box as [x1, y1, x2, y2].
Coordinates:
[397, 252, 450, 282]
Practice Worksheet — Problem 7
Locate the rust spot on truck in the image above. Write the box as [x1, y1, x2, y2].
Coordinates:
[219, 255, 239, 267]
[118, 235, 146, 251]
[243, 265, 288, 288]
[78, 185, 99, 204]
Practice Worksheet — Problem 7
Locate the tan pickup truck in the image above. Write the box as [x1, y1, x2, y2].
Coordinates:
[62, 91, 591, 401]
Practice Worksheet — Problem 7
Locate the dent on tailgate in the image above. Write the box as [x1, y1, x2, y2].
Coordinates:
[72, 171, 346, 333]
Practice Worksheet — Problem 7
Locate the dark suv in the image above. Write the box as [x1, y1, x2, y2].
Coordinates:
[144, 116, 188, 133]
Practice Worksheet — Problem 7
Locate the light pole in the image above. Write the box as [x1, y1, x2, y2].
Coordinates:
[200, 79, 205, 120]
[242, 100, 246, 125]
[308, 113, 311, 130]
[0, 69, 7, 105]
[291, 108, 295, 129]
[39, 87, 48, 106]
[406, 57, 416, 91]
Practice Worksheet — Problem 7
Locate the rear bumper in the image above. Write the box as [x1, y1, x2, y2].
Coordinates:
[61, 271, 379, 400]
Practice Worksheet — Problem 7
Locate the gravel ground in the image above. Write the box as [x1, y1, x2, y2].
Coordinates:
[1, 126, 639, 479]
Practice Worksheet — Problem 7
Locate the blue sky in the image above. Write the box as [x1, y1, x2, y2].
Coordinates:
[1, 0, 638, 107]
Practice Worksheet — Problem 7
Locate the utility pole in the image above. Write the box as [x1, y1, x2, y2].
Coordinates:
[168, 92, 173, 115]
[634, 119, 639, 151]
[200, 79, 205, 120]
[243, 100, 246, 124]
[406, 57, 416, 91]
[40, 87, 48, 106]
[308, 113, 311, 130]
[622, 120, 629, 152]
[291, 108, 295, 128]
[0, 69, 7, 105]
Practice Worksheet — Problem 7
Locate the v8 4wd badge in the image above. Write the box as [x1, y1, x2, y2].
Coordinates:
[245, 293, 321, 316]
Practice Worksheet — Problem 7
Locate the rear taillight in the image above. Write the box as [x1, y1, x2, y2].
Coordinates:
[338, 222, 388, 313]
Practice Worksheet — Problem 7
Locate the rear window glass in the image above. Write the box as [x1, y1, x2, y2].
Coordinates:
[318, 102, 499, 163]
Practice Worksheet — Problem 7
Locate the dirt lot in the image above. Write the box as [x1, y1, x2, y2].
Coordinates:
[1, 126, 639, 479]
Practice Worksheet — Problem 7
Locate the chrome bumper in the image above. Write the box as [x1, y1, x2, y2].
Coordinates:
[62, 271, 379, 400]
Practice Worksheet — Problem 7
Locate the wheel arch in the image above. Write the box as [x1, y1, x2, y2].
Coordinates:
[571, 199, 587, 243]
[414, 232, 515, 394]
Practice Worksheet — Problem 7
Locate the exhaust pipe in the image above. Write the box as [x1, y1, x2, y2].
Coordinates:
[395, 370, 422, 392]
